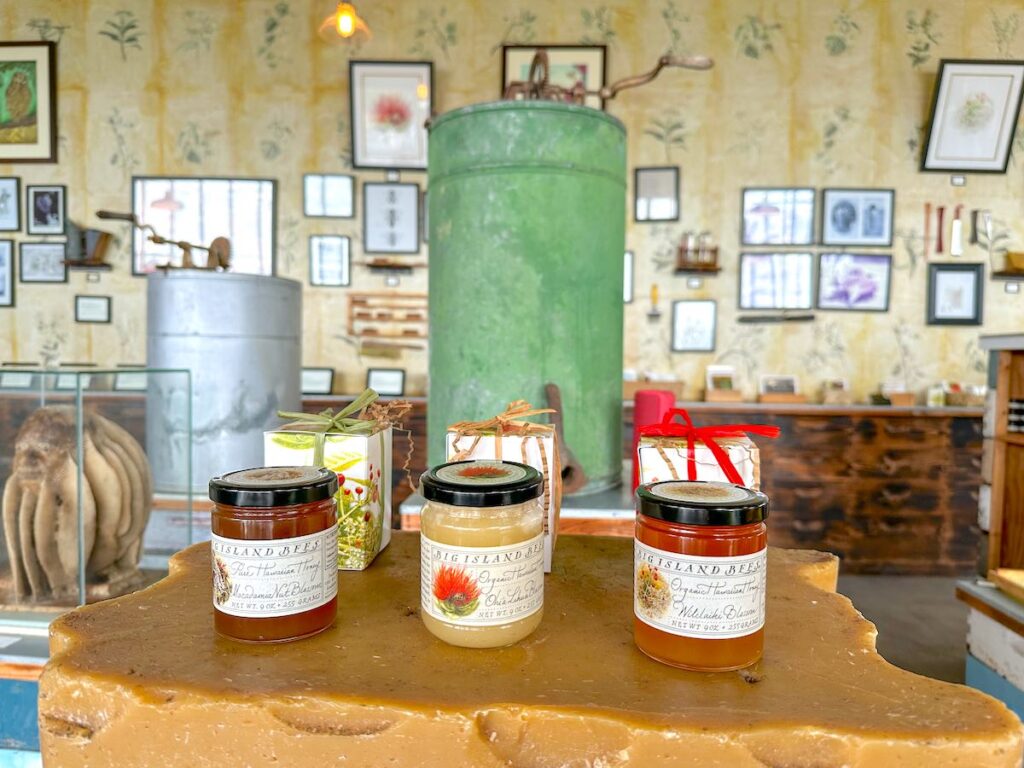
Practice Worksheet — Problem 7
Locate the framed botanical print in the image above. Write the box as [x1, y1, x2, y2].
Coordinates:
[671, 300, 716, 352]
[821, 188, 894, 247]
[0, 42, 57, 163]
[74, 295, 112, 324]
[817, 253, 892, 312]
[363, 182, 419, 254]
[303, 174, 354, 218]
[927, 262, 984, 325]
[308, 235, 351, 287]
[738, 252, 814, 310]
[350, 60, 432, 170]
[19, 241, 66, 283]
[741, 188, 815, 246]
[0, 177, 20, 231]
[502, 45, 607, 110]
[922, 59, 1024, 173]
[0, 240, 13, 307]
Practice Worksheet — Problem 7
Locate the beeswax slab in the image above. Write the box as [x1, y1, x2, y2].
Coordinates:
[40, 534, 1023, 767]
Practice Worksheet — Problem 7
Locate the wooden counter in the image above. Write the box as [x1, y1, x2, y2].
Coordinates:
[38, 534, 1023, 766]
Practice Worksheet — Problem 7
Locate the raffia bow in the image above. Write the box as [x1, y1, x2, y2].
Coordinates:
[638, 408, 780, 485]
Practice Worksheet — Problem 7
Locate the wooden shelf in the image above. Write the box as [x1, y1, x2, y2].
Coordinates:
[992, 271, 1024, 281]
[1000, 433, 1024, 446]
[674, 265, 721, 276]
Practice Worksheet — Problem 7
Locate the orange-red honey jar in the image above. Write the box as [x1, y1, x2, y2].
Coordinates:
[634, 480, 768, 671]
[209, 466, 339, 643]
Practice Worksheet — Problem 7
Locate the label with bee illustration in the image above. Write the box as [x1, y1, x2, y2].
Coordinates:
[634, 541, 766, 639]
[211, 524, 338, 618]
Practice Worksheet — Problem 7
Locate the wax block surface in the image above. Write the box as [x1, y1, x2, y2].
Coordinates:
[40, 534, 1023, 767]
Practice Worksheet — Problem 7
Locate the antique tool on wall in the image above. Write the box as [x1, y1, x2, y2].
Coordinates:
[2, 406, 152, 602]
[96, 210, 231, 271]
[935, 205, 946, 254]
[950, 204, 964, 256]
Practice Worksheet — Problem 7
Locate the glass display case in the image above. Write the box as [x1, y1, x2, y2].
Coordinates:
[0, 368, 194, 614]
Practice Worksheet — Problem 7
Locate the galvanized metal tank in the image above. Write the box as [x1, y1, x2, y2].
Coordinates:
[427, 101, 626, 493]
[146, 272, 301, 493]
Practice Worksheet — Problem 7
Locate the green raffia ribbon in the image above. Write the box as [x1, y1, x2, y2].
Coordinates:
[277, 388, 380, 467]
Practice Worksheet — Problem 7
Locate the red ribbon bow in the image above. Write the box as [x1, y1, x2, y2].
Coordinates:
[638, 408, 780, 485]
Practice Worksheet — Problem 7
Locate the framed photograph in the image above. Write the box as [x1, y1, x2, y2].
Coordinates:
[309, 235, 351, 287]
[705, 364, 736, 392]
[304, 174, 354, 218]
[739, 252, 814, 310]
[634, 167, 680, 222]
[0, 177, 20, 231]
[922, 60, 1024, 173]
[624, 250, 634, 303]
[26, 184, 65, 235]
[19, 241, 66, 283]
[0, 370, 35, 389]
[0, 42, 57, 163]
[927, 262, 984, 325]
[132, 176, 276, 276]
[301, 367, 335, 395]
[760, 374, 799, 395]
[350, 60, 432, 171]
[113, 370, 148, 391]
[742, 188, 815, 246]
[502, 45, 607, 110]
[367, 367, 405, 396]
[0, 240, 12, 307]
[74, 295, 111, 324]
[671, 300, 716, 353]
[821, 188, 894, 246]
[817, 253, 892, 312]
[363, 182, 419, 254]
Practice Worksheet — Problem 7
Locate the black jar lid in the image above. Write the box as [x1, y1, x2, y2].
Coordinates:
[420, 460, 543, 508]
[209, 466, 338, 508]
[637, 480, 768, 526]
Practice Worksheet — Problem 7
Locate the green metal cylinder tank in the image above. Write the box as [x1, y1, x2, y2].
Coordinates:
[427, 100, 626, 493]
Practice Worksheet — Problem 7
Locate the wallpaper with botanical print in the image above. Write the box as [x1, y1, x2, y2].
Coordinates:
[0, 0, 1022, 399]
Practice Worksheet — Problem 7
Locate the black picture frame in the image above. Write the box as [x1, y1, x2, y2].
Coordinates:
[738, 252, 815, 310]
[18, 241, 67, 283]
[926, 262, 985, 325]
[0, 41, 57, 164]
[501, 44, 608, 110]
[0, 240, 13, 308]
[741, 187, 816, 246]
[820, 188, 895, 247]
[921, 59, 1024, 174]
[349, 60, 433, 171]
[634, 166, 680, 223]
[301, 367, 335, 395]
[25, 183, 65, 235]
[816, 253, 893, 313]
[308, 235, 351, 287]
[366, 367, 406, 396]
[74, 295, 111, 324]
[0, 177, 21, 232]
[303, 173, 355, 218]
[362, 182, 420, 254]
[670, 299, 717, 353]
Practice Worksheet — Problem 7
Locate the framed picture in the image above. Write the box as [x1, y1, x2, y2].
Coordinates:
[301, 367, 335, 395]
[0, 240, 12, 307]
[922, 60, 1024, 173]
[927, 262, 984, 325]
[0, 177, 20, 231]
[55, 372, 93, 391]
[19, 241, 66, 283]
[739, 252, 814, 310]
[367, 367, 405, 396]
[760, 374, 799, 395]
[0, 370, 35, 389]
[742, 188, 815, 246]
[624, 250, 634, 303]
[26, 184, 65, 235]
[74, 295, 111, 324]
[502, 45, 607, 110]
[634, 167, 680, 222]
[350, 60, 432, 171]
[131, 176, 276, 276]
[363, 182, 419, 254]
[303, 174, 354, 218]
[309, 235, 351, 287]
[422, 189, 429, 244]
[821, 188, 894, 246]
[0, 42, 57, 163]
[705, 364, 736, 392]
[816, 253, 892, 312]
[113, 370, 148, 391]
[671, 300, 716, 352]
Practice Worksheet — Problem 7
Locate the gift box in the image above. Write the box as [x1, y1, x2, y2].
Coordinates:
[637, 408, 779, 490]
[446, 401, 561, 572]
[265, 390, 407, 570]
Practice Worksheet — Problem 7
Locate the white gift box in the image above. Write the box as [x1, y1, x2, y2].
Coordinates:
[637, 435, 760, 489]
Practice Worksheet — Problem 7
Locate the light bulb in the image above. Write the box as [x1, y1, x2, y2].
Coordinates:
[336, 5, 356, 37]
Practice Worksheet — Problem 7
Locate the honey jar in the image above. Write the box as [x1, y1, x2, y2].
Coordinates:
[419, 460, 545, 648]
[209, 466, 339, 643]
[634, 480, 768, 670]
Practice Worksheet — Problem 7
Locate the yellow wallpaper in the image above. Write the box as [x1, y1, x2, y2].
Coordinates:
[0, 0, 1022, 399]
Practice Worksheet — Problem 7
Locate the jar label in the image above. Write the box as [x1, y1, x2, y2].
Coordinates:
[420, 533, 544, 627]
[634, 541, 766, 640]
[211, 524, 339, 619]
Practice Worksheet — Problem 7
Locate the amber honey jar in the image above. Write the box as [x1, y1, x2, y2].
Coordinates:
[634, 480, 768, 671]
[209, 467, 339, 643]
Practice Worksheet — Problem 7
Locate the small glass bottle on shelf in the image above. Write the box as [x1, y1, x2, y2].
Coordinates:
[419, 460, 545, 648]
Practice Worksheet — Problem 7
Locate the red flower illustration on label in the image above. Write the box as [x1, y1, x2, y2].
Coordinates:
[457, 465, 510, 480]
[433, 563, 481, 618]
[373, 95, 412, 131]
